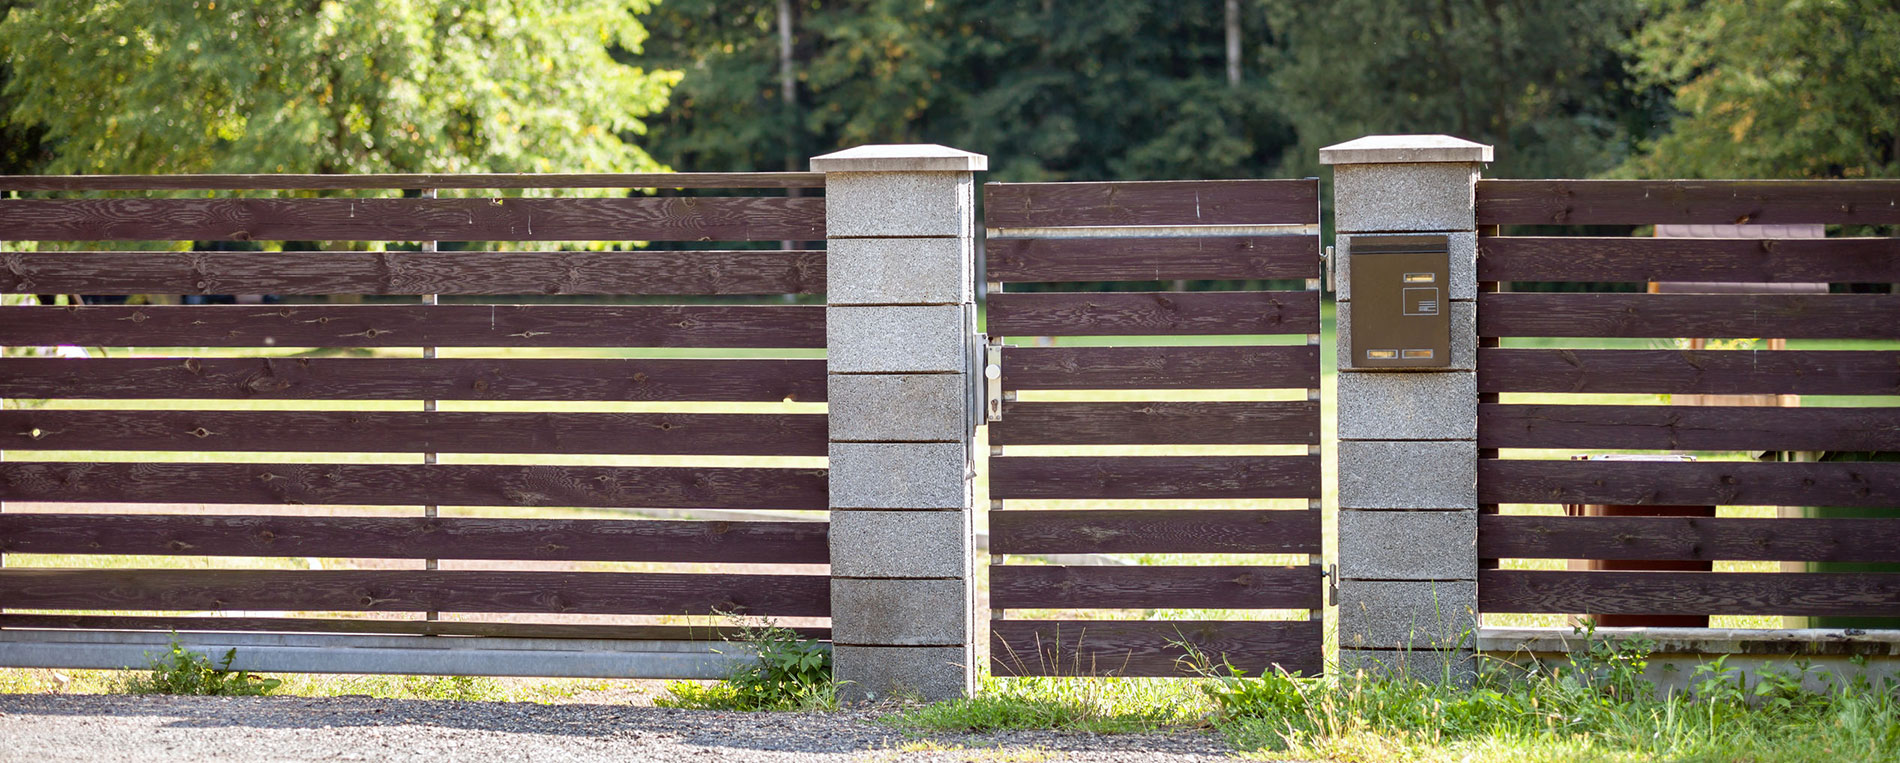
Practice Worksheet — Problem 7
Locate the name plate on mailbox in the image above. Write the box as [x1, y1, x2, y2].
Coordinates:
[1349, 234, 1450, 368]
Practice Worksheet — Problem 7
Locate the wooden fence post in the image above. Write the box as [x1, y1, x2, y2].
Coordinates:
[1321, 135, 1492, 682]
[814, 144, 987, 702]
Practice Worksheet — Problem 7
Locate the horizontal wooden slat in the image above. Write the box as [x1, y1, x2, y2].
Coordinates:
[987, 291, 1320, 337]
[0, 196, 825, 242]
[1479, 515, 1900, 563]
[1479, 570, 1900, 616]
[989, 510, 1321, 555]
[990, 456, 1319, 500]
[1478, 404, 1900, 451]
[985, 179, 1319, 227]
[1477, 349, 1900, 396]
[1476, 180, 1900, 226]
[0, 172, 826, 191]
[1478, 293, 1900, 339]
[0, 514, 827, 563]
[0, 569, 829, 616]
[0, 304, 823, 348]
[0, 614, 830, 641]
[990, 565, 1321, 610]
[0, 410, 826, 456]
[1477, 237, 1900, 283]
[0, 250, 825, 296]
[0, 357, 825, 402]
[984, 236, 1318, 283]
[991, 619, 1322, 677]
[1000, 345, 1320, 390]
[0, 462, 827, 510]
[1478, 459, 1900, 508]
[991, 401, 1318, 445]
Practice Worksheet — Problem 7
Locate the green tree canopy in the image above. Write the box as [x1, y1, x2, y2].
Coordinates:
[0, 0, 678, 176]
[1619, 0, 1900, 179]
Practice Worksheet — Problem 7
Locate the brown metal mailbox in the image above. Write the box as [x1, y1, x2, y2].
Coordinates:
[1348, 234, 1450, 368]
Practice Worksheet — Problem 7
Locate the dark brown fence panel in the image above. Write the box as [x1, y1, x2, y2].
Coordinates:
[989, 510, 1321, 555]
[0, 615, 829, 641]
[1476, 179, 1900, 226]
[1477, 349, 1900, 396]
[0, 569, 831, 617]
[986, 236, 1319, 282]
[1479, 515, 1900, 564]
[0, 196, 826, 242]
[985, 179, 1320, 228]
[990, 565, 1322, 610]
[989, 456, 1321, 500]
[0, 462, 828, 510]
[0, 250, 826, 296]
[0, 357, 828, 402]
[1478, 404, 1900, 451]
[1000, 345, 1320, 390]
[1479, 570, 1900, 617]
[0, 514, 828, 563]
[1477, 237, 1900, 284]
[1478, 459, 1900, 509]
[987, 291, 1320, 337]
[1477, 293, 1900, 339]
[990, 401, 1319, 446]
[991, 619, 1323, 677]
[0, 304, 824, 348]
[0, 410, 827, 456]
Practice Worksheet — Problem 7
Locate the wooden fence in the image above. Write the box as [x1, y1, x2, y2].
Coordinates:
[0, 172, 834, 646]
[1474, 179, 1900, 622]
[984, 179, 1326, 677]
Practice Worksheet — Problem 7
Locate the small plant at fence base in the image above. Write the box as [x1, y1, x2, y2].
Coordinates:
[656, 621, 834, 712]
[125, 637, 281, 697]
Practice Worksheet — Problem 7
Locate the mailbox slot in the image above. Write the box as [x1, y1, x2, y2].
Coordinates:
[1348, 234, 1450, 368]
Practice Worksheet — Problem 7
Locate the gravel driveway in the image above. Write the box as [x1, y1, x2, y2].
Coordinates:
[0, 694, 1245, 762]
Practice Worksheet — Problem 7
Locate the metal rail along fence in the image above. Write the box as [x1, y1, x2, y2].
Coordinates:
[982, 178, 1326, 676]
[1472, 179, 1900, 624]
[0, 172, 832, 677]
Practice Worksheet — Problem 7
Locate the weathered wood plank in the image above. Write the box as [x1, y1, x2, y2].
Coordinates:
[990, 565, 1322, 610]
[0, 410, 827, 456]
[991, 619, 1323, 677]
[0, 569, 830, 616]
[0, 197, 826, 242]
[0, 304, 824, 348]
[0, 614, 830, 641]
[990, 401, 1319, 445]
[0, 250, 826, 296]
[987, 291, 1320, 337]
[1477, 237, 1900, 284]
[989, 510, 1321, 555]
[1479, 515, 1900, 563]
[1478, 293, 1900, 339]
[0, 357, 826, 402]
[989, 456, 1320, 500]
[1478, 570, 1900, 616]
[0, 514, 828, 563]
[0, 462, 828, 510]
[1478, 459, 1900, 508]
[1478, 404, 1900, 451]
[985, 179, 1320, 228]
[1475, 180, 1900, 226]
[1000, 346, 1320, 390]
[0, 172, 827, 191]
[984, 236, 1318, 283]
[1477, 349, 1900, 396]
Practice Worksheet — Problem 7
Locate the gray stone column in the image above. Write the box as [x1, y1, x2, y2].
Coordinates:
[812, 144, 986, 702]
[1319, 135, 1491, 681]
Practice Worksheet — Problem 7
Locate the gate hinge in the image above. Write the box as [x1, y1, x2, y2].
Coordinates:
[1322, 245, 1337, 294]
[1325, 563, 1338, 607]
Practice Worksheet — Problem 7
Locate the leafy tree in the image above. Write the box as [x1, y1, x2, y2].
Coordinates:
[1618, 0, 1900, 179]
[0, 0, 678, 176]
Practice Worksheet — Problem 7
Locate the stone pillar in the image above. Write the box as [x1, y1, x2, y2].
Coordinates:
[1320, 135, 1491, 682]
[813, 144, 986, 702]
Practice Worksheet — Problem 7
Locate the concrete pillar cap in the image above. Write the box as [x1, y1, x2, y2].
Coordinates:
[1319, 135, 1493, 165]
[812, 144, 989, 173]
